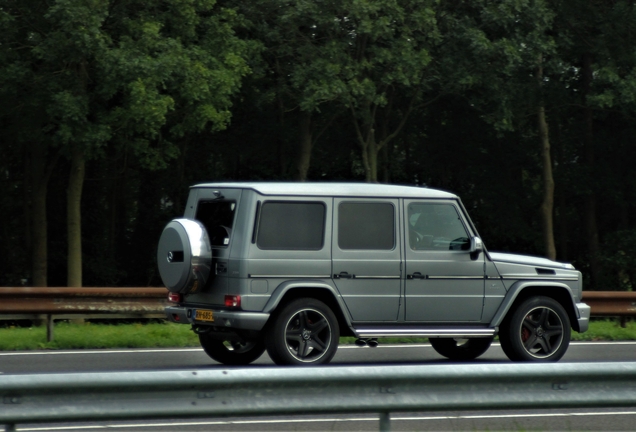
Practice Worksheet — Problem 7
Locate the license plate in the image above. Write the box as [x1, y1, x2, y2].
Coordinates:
[195, 309, 214, 322]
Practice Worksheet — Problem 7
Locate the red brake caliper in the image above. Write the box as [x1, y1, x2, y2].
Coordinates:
[521, 316, 532, 342]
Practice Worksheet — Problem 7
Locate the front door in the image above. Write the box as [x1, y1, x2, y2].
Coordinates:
[404, 200, 485, 322]
[332, 199, 402, 322]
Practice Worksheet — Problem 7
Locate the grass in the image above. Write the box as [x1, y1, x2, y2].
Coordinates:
[0, 319, 634, 351]
[0, 321, 200, 351]
[570, 319, 636, 341]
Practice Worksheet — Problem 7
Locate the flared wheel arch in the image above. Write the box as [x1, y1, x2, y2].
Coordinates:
[492, 284, 580, 333]
[264, 286, 355, 338]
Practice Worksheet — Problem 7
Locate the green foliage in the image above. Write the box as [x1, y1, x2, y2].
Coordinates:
[0, 0, 253, 163]
[2, 0, 636, 289]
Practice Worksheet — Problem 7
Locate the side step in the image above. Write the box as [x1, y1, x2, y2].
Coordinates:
[353, 327, 496, 338]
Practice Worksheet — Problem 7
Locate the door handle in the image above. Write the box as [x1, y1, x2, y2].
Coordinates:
[407, 272, 426, 280]
[334, 272, 355, 279]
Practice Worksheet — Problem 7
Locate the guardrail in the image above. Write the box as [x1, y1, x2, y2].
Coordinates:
[0, 289, 633, 341]
[582, 291, 636, 315]
[2, 362, 636, 432]
[0, 287, 168, 341]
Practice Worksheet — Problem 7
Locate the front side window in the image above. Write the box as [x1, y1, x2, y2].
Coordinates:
[408, 203, 469, 250]
[196, 201, 236, 247]
[338, 202, 395, 250]
[257, 202, 325, 250]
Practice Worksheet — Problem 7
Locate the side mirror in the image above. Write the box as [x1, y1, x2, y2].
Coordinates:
[469, 236, 483, 260]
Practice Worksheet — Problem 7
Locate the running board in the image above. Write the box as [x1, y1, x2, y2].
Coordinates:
[354, 328, 496, 338]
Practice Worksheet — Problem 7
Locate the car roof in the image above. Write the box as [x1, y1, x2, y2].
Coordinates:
[191, 182, 457, 199]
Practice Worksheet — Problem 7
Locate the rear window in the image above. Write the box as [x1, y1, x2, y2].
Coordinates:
[256, 202, 326, 250]
[195, 200, 236, 247]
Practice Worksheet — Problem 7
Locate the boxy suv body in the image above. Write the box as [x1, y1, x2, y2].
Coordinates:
[158, 182, 590, 365]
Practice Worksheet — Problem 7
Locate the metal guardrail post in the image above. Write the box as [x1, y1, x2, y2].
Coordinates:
[46, 314, 53, 342]
[379, 412, 391, 432]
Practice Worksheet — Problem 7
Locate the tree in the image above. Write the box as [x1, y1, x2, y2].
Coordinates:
[437, 0, 557, 258]
[0, 0, 252, 286]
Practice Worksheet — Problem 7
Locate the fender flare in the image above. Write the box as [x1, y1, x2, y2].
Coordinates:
[261, 280, 354, 328]
[489, 281, 579, 329]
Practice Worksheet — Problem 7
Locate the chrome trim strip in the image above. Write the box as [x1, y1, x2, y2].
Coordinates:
[354, 276, 400, 279]
[248, 275, 331, 279]
[500, 276, 578, 281]
[355, 329, 495, 338]
[426, 276, 485, 280]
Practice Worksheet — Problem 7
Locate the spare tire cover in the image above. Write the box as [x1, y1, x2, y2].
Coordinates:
[157, 218, 212, 293]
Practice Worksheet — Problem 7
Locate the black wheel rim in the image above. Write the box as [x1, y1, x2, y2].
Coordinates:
[519, 306, 564, 359]
[284, 308, 332, 362]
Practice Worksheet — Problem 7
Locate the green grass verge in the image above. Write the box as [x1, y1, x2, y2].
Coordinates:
[0, 321, 200, 351]
[0, 319, 634, 351]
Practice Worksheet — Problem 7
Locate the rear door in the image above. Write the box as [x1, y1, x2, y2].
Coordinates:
[332, 199, 402, 322]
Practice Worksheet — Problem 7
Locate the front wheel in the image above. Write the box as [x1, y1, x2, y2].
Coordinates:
[199, 333, 266, 365]
[265, 298, 339, 365]
[499, 296, 571, 362]
[429, 337, 493, 360]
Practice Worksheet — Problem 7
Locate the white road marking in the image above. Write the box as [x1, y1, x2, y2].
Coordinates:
[14, 410, 636, 431]
[0, 341, 635, 356]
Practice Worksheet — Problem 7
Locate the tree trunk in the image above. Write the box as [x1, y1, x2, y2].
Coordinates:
[582, 52, 600, 288]
[67, 144, 85, 287]
[29, 141, 50, 287]
[294, 111, 313, 181]
[366, 133, 379, 183]
[355, 93, 419, 184]
[538, 105, 556, 260]
[23, 150, 32, 283]
[555, 121, 569, 261]
[536, 54, 556, 260]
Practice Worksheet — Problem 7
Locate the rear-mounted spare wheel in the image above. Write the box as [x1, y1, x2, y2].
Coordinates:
[157, 218, 212, 294]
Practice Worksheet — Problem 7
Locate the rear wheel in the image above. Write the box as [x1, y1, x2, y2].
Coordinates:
[499, 296, 570, 362]
[199, 333, 265, 365]
[429, 337, 493, 360]
[266, 298, 339, 365]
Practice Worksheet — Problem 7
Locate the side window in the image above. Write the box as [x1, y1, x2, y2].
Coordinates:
[256, 202, 325, 250]
[196, 201, 236, 247]
[338, 202, 395, 250]
[408, 203, 470, 251]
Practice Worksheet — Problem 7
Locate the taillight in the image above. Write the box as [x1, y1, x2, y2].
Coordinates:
[225, 295, 241, 308]
[168, 292, 182, 303]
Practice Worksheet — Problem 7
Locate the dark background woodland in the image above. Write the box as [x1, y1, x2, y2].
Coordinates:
[2, 0, 636, 291]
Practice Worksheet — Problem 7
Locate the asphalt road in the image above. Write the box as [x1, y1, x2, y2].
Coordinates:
[2, 341, 636, 431]
[2, 340, 636, 374]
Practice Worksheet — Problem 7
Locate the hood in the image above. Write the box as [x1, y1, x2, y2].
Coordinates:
[488, 252, 575, 270]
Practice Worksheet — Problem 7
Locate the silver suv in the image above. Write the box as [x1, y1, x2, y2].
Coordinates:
[158, 182, 590, 365]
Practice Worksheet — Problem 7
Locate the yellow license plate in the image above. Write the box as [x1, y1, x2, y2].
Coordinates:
[195, 309, 214, 322]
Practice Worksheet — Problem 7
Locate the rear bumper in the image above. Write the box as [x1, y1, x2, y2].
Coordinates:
[165, 306, 269, 331]
[576, 302, 591, 333]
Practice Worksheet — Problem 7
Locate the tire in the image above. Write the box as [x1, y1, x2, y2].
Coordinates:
[429, 337, 493, 360]
[199, 333, 266, 365]
[265, 298, 339, 366]
[499, 296, 571, 362]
